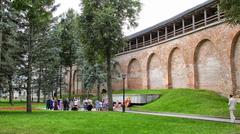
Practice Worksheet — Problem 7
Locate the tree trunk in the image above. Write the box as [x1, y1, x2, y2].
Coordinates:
[97, 80, 100, 100]
[37, 65, 42, 103]
[69, 65, 72, 98]
[26, 10, 34, 112]
[106, 47, 113, 111]
[59, 66, 62, 99]
[55, 70, 58, 98]
[27, 44, 32, 112]
[8, 75, 13, 106]
[27, 51, 32, 112]
[87, 89, 89, 98]
[43, 89, 46, 103]
[0, 0, 2, 75]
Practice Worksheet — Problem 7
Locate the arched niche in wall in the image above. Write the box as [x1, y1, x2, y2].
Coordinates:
[231, 32, 240, 95]
[73, 70, 82, 95]
[147, 53, 164, 89]
[194, 39, 224, 91]
[127, 58, 143, 89]
[168, 47, 188, 88]
[73, 70, 77, 95]
[112, 62, 123, 90]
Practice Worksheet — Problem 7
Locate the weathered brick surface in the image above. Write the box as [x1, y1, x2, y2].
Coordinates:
[112, 63, 123, 90]
[127, 59, 143, 89]
[169, 48, 188, 88]
[114, 23, 240, 96]
[195, 40, 225, 93]
[148, 54, 165, 89]
[233, 34, 240, 95]
[64, 66, 82, 95]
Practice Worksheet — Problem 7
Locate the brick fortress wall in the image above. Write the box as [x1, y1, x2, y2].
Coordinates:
[113, 23, 240, 96]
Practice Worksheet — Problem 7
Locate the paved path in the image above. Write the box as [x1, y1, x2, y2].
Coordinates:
[126, 110, 240, 124]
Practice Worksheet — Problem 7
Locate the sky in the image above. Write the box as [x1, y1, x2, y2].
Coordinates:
[54, 0, 208, 36]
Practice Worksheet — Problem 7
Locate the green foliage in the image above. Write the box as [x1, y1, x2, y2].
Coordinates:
[219, 0, 240, 24]
[0, 111, 239, 134]
[80, 62, 106, 90]
[79, 0, 141, 111]
[59, 9, 79, 68]
[10, 0, 58, 111]
[0, 0, 25, 104]
[79, 0, 141, 58]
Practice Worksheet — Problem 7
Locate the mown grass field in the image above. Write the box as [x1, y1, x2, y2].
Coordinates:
[114, 89, 240, 118]
[0, 111, 240, 134]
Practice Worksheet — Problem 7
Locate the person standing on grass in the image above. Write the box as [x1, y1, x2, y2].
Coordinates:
[228, 94, 237, 123]
[95, 100, 100, 111]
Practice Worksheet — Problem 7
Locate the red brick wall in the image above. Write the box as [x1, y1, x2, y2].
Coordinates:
[128, 59, 143, 89]
[169, 48, 188, 88]
[147, 54, 164, 89]
[114, 23, 240, 96]
[233, 34, 240, 95]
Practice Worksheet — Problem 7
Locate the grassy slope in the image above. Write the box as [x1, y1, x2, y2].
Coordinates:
[114, 89, 240, 118]
[0, 111, 239, 134]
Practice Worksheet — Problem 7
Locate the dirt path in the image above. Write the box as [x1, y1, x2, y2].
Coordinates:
[0, 106, 41, 111]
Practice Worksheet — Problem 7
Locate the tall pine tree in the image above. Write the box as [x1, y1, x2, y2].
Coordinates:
[79, 0, 141, 111]
[12, 0, 57, 112]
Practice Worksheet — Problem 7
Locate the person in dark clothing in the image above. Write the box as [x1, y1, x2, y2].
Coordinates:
[46, 99, 51, 110]
[63, 98, 69, 111]
[54, 99, 58, 110]
[87, 103, 93, 111]
[49, 98, 54, 110]
[71, 106, 78, 111]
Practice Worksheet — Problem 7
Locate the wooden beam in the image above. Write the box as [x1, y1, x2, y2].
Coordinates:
[165, 27, 168, 39]
[192, 14, 195, 30]
[136, 38, 138, 48]
[173, 23, 176, 36]
[143, 36, 145, 46]
[150, 33, 152, 44]
[128, 42, 131, 50]
[217, 4, 220, 21]
[182, 19, 185, 33]
[204, 9, 207, 25]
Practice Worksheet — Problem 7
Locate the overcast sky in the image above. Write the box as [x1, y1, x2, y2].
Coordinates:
[54, 0, 208, 36]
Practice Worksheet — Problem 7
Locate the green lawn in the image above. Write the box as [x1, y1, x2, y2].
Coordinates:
[0, 111, 239, 134]
[114, 89, 240, 118]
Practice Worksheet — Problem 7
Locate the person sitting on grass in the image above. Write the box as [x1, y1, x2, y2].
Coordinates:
[87, 102, 93, 111]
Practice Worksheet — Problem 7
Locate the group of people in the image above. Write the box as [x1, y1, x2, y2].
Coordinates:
[113, 97, 132, 110]
[46, 95, 238, 123]
[46, 97, 81, 111]
[46, 97, 110, 111]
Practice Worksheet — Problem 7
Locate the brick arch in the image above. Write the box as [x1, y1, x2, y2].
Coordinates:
[127, 58, 143, 89]
[146, 53, 164, 89]
[194, 39, 225, 92]
[168, 47, 188, 88]
[112, 62, 123, 90]
[230, 31, 240, 95]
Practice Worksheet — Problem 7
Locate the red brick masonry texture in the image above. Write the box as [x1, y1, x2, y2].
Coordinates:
[113, 23, 240, 96]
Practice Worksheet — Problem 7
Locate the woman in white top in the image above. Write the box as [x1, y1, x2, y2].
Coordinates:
[228, 94, 237, 123]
